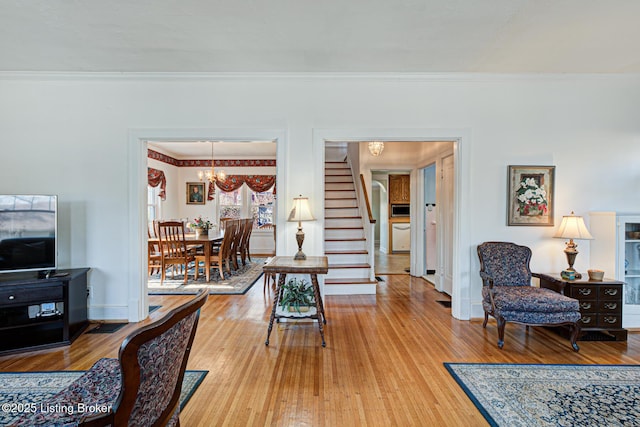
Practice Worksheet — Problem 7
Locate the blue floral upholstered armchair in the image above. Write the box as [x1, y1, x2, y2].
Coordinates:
[477, 241, 581, 351]
[13, 289, 208, 427]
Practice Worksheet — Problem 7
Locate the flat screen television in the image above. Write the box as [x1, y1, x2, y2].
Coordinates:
[0, 195, 57, 274]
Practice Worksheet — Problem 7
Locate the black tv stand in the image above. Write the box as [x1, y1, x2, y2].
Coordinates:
[0, 268, 89, 355]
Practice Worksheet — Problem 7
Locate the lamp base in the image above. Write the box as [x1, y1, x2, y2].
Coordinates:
[294, 250, 307, 260]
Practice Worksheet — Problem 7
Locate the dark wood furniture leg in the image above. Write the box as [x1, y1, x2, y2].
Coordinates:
[265, 273, 287, 346]
[310, 273, 326, 346]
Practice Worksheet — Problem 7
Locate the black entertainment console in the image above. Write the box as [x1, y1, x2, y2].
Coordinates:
[0, 268, 89, 355]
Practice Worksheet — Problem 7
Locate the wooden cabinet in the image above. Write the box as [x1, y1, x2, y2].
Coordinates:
[0, 268, 89, 355]
[389, 174, 410, 204]
[536, 273, 627, 341]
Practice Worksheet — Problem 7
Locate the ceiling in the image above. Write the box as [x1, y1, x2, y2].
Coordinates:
[1, 0, 640, 74]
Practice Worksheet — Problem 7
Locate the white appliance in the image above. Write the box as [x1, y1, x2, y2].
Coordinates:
[392, 222, 411, 252]
[425, 204, 437, 273]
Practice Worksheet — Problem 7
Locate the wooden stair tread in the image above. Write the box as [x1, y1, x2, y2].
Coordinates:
[326, 250, 368, 255]
[326, 216, 362, 219]
[325, 238, 366, 241]
[325, 206, 358, 209]
[325, 278, 377, 285]
[325, 197, 357, 200]
[325, 226, 364, 230]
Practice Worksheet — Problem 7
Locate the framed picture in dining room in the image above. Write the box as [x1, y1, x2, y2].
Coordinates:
[507, 165, 555, 226]
[186, 182, 206, 205]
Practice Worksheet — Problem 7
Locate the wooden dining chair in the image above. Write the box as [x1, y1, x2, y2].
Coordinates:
[147, 223, 162, 276]
[158, 221, 196, 285]
[226, 219, 243, 270]
[194, 219, 236, 280]
[238, 218, 254, 266]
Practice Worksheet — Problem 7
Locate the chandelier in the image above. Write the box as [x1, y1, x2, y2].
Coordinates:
[368, 141, 384, 156]
[197, 141, 226, 184]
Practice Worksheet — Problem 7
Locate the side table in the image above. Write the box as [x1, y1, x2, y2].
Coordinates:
[535, 273, 627, 341]
[264, 256, 328, 347]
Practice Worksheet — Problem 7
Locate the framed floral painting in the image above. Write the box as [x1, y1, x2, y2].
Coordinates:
[507, 165, 555, 226]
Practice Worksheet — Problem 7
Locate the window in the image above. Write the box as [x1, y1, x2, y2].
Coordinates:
[251, 187, 275, 227]
[218, 187, 242, 219]
[217, 185, 275, 228]
[147, 185, 161, 221]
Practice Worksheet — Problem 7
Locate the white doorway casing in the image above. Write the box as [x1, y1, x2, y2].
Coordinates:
[128, 128, 287, 322]
[314, 128, 471, 320]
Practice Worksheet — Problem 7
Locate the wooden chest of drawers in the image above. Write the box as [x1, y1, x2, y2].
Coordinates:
[535, 273, 627, 341]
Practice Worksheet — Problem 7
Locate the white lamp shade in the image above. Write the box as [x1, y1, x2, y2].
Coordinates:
[288, 196, 315, 222]
[553, 213, 593, 240]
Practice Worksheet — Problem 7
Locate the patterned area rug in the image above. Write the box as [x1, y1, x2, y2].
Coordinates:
[0, 370, 207, 425]
[148, 258, 265, 295]
[445, 363, 640, 427]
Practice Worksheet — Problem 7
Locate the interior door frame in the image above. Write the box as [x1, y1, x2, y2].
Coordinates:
[313, 128, 471, 320]
[128, 128, 287, 322]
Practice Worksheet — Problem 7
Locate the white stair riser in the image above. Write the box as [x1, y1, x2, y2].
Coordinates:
[326, 253, 369, 264]
[324, 284, 377, 295]
[325, 207, 360, 217]
[325, 168, 351, 176]
[326, 268, 371, 279]
[325, 218, 362, 228]
[325, 190, 356, 199]
[325, 240, 366, 251]
[325, 182, 355, 191]
[325, 198, 358, 208]
[325, 228, 364, 239]
[325, 175, 353, 183]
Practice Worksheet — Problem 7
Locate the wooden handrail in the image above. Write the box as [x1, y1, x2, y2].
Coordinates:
[360, 174, 376, 224]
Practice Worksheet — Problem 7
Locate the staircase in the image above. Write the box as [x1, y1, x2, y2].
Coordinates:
[324, 161, 377, 295]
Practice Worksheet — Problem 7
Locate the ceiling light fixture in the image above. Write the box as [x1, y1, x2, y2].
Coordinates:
[368, 141, 384, 156]
[198, 141, 226, 185]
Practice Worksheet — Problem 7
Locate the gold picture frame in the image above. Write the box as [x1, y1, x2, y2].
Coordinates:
[507, 165, 555, 226]
[186, 182, 206, 205]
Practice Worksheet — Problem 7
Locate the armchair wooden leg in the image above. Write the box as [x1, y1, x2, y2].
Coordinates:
[482, 311, 489, 328]
[570, 323, 581, 352]
[496, 317, 506, 349]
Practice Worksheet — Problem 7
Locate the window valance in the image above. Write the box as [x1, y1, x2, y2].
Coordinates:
[147, 168, 167, 200]
[207, 175, 276, 200]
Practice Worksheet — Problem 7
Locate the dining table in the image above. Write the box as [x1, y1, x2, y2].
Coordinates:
[149, 231, 224, 282]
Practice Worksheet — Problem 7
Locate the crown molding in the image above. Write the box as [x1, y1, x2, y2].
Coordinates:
[1, 71, 638, 83]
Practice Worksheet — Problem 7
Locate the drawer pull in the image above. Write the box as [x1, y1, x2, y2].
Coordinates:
[580, 302, 592, 310]
[578, 288, 592, 296]
[603, 316, 618, 324]
[604, 289, 618, 296]
[8, 295, 15, 300]
[604, 302, 618, 310]
[581, 316, 592, 324]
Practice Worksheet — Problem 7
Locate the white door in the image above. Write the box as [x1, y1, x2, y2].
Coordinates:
[440, 154, 454, 295]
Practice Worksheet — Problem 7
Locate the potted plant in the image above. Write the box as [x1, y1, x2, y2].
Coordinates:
[189, 216, 213, 237]
[280, 278, 315, 314]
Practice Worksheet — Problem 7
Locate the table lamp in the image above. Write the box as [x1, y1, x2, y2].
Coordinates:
[553, 211, 593, 279]
[288, 195, 316, 260]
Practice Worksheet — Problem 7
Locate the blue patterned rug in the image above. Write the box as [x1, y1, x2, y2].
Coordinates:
[445, 363, 640, 427]
[148, 258, 264, 295]
[0, 369, 207, 425]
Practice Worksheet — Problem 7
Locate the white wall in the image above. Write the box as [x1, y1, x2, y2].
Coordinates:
[1, 73, 638, 321]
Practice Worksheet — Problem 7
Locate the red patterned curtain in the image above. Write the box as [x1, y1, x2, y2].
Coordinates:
[213, 175, 275, 194]
[147, 168, 166, 200]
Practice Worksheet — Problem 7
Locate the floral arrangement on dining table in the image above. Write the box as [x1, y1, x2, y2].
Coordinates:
[516, 177, 548, 216]
[189, 216, 213, 230]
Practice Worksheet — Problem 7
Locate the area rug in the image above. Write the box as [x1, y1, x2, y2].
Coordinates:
[148, 258, 265, 295]
[445, 363, 640, 427]
[0, 369, 207, 425]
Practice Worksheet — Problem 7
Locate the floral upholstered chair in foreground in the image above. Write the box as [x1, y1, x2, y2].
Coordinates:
[477, 241, 581, 351]
[13, 289, 208, 427]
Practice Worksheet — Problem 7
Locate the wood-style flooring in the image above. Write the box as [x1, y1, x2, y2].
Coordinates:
[1, 275, 638, 426]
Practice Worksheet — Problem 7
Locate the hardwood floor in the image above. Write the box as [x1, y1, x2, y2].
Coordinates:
[1, 275, 638, 426]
